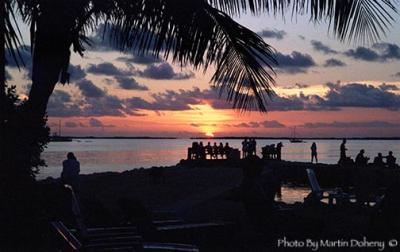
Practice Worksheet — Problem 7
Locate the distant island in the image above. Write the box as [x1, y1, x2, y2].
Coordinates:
[51, 136, 177, 140]
[191, 136, 400, 140]
[51, 136, 400, 140]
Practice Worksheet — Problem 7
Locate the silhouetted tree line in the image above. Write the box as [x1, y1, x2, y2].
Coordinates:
[0, 85, 50, 249]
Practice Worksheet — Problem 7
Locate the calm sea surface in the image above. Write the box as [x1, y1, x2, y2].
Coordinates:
[40, 139, 400, 179]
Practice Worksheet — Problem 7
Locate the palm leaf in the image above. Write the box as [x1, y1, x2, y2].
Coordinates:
[7, 0, 399, 111]
[102, 0, 277, 111]
[293, 0, 398, 44]
[209, 0, 398, 43]
[101, 0, 398, 111]
[5, 0, 26, 68]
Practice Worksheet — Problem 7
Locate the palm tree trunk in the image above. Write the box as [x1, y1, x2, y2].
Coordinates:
[28, 48, 70, 116]
[27, 12, 73, 117]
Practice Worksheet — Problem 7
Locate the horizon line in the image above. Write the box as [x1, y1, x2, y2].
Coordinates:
[52, 136, 400, 140]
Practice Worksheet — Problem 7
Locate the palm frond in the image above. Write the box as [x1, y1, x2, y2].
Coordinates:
[7, 0, 398, 112]
[102, 0, 397, 111]
[207, 0, 290, 15]
[5, 0, 26, 69]
[208, 0, 398, 44]
[102, 0, 277, 111]
[294, 0, 398, 44]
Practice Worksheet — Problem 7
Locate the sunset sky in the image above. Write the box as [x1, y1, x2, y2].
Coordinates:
[6, 11, 400, 138]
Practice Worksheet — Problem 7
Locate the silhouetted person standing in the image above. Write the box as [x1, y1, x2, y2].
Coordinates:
[251, 138, 257, 156]
[339, 139, 347, 164]
[276, 142, 283, 161]
[386, 151, 397, 169]
[242, 138, 248, 158]
[311, 142, 318, 163]
[61, 152, 80, 191]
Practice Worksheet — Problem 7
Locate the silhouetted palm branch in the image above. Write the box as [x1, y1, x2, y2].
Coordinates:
[5, 0, 26, 68]
[5, 0, 399, 111]
[101, 1, 277, 111]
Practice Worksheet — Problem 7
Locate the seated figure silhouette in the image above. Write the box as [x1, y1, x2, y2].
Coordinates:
[61, 152, 80, 191]
[224, 142, 231, 158]
[199, 141, 206, 160]
[212, 142, 218, 159]
[218, 142, 224, 159]
[386, 151, 397, 169]
[355, 149, 369, 166]
[206, 142, 212, 159]
[189, 142, 199, 160]
[373, 153, 385, 167]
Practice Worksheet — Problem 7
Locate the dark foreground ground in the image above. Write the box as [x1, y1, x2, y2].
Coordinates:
[40, 160, 400, 251]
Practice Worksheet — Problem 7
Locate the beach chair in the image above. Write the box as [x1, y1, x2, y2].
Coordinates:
[305, 169, 353, 205]
[51, 221, 142, 251]
[52, 221, 199, 251]
[118, 198, 236, 244]
[61, 185, 199, 252]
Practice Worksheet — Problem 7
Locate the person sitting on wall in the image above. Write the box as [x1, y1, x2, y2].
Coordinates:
[205, 142, 212, 159]
[61, 152, 81, 191]
[212, 142, 218, 159]
[218, 142, 224, 159]
[386, 151, 397, 169]
[224, 142, 231, 158]
[373, 153, 385, 168]
[355, 149, 369, 167]
[199, 141, 206, 160]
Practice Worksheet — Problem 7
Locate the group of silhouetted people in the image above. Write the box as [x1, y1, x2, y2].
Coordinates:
[338, 139, 398, 168]
[261, 142, 283, 160]
[188, 141, 234, 160]
[242, 138, 257, 158]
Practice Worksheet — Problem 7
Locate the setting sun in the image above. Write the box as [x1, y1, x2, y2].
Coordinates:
[205, 132, 214, 137]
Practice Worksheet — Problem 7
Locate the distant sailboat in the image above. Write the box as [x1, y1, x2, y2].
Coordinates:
[50, 120, 72, 142]
[289, 127, 303, 143]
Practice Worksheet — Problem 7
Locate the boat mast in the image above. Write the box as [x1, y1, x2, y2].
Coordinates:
[59, 119, 61, 136]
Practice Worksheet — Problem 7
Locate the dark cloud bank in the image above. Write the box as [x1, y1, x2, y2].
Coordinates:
[48, 81, 400, 118]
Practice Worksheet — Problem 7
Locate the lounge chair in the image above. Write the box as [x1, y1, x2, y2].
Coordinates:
[305, 168, 354, 205]
[59, 185, 199, 252]
[117, 198, 236, 244]
[52, 221, 142, 251]
[52, 221, 199, 251]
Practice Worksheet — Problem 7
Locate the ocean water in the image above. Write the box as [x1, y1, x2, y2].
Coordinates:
[39, 139, 400, 179]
